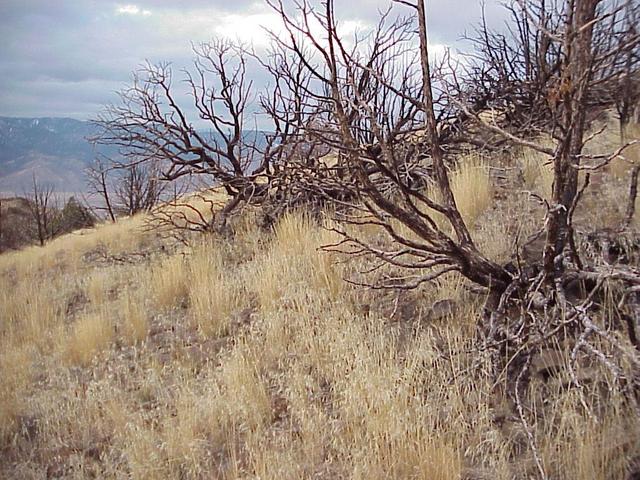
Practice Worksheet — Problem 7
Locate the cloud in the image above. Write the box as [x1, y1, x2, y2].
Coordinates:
[214, 12, 283, 46]
[116, 4, 152, 16]
[0, 0, 510, 121]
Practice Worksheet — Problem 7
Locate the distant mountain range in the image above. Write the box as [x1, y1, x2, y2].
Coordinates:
[0, 116, 269, 195]
[0, 117, 120, 195]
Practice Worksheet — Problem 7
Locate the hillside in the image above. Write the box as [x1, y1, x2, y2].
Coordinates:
[0, 197, 33, 251]
[0, 195, 95, 253]
[0, 117, 108, 194]
[0, 116, 270, 195]
[1, 120, 640, 479]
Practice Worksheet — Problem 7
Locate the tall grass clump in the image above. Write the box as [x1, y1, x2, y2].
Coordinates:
[250, 212, 343, 311]
[188, 245, 242, 337]
[520, 148, 555, 199]
[119, 288, 149, 344]
[2, 140, 639, 479]
[2, 278, 62, 349]
[403, 154, 493, 238]
[449, 154, 493, 227]
[87, 269, 111, 305]
[219, 344, 273, 432]
[0, 347, 33, 445]
[65, 311, 114, 366]
[151, 254, 189, 310]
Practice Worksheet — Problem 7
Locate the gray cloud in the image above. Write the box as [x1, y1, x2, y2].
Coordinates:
[0, 0, 509, 120]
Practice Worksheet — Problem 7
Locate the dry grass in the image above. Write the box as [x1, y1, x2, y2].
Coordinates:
[119, 288, 149, 344]
[0, 347, 33, 443]
[188, 244, 243, 336]
[450, 153, 493, 227]
[1, 274, 63, 350]
[64, 310, 114, 366]
[251, 212, 344, 312]
[151, 254, 190, 310]
[520, 147, 555, 199]
[1, 142, 639, 478]
[87, 269, 111, 305]
[608, 123, 640, 178]
[394, 154, 494, 241]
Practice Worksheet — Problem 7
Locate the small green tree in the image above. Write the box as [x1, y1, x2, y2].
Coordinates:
[57, 196, 95, 233]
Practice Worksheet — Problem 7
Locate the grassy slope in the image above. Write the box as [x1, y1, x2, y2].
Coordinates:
[0, 197, 35, 252]
[1, 122, 640, 479]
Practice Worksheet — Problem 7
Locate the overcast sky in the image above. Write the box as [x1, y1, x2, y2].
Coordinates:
[0, 0, 508, 121]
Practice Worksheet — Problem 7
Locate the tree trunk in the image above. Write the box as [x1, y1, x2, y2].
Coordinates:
[543, 0, 598, 278]
[416, 0, 473, 248]
[417, 0, 510, 292]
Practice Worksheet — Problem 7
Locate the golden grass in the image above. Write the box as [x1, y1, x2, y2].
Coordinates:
[520, 148, 555, 199]
[449, 153, 493, 227]
[388, 154, 495, 252]
[625, 123, 640, 161]
[87, 269, 111, 305]
[219, 344, 273, 432]
[475, 217, 514, 263]
[188, 244, 242, 337]
[162, 387, 209, 477]
[64, 310, 114, 366]
[155, 188, 230, 233]
[151, 254, 189, 310]
[119, 288, 149, 344]
[422, 154, 492, 230]
[123, 421, 167, 479]
[608, 123, 640, 178]
[1, 152, 639, 478]
[537, 387, 633, 479]
[1, 276, 63, 350]
[0, 346, 33, 443]
[92, 213, 150, 253]
[250, 212, 344, 311]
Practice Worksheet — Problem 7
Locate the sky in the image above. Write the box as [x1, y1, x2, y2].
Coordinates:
[0, 0, 508, 121]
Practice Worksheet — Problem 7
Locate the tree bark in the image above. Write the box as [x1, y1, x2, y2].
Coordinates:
[543, 0, 598, 278]
[417, 0, 510, 291]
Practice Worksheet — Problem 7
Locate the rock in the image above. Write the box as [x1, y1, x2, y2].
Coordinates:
[462, 466, 497, 480]
[65, 290, 88, 316]
[627, 455, 640, 480]
[18, 415, 38, 441]
[427, 299, 458, 321]
[531, 349, 566, 380]
[229, 307, 255, 328]
[551, 366, 598, 390]
[46, 461, 67, 479]
[583, 228, 640, 265]
[526, 291, 547, 310]
[182, 338, 227, 366]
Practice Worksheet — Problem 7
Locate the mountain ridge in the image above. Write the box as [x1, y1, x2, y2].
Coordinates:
[0, 116, 270, 195]
[0, 116, 108, 194]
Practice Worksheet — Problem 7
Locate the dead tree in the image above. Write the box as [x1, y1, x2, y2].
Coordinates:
[25, 174, 59, 246]
[458, 1, 565, 137]
[86, 155, 170, 220]
[612, 2, 640, 139]
[114, 160, 168, 216]
[267, 1, 640, 441]
[448, 0, 640, 278]
[92, 40, 274, 232]
[85, 157, 116, 222]
[438, 1, 640, 454]
[264, 0, 511, 293]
